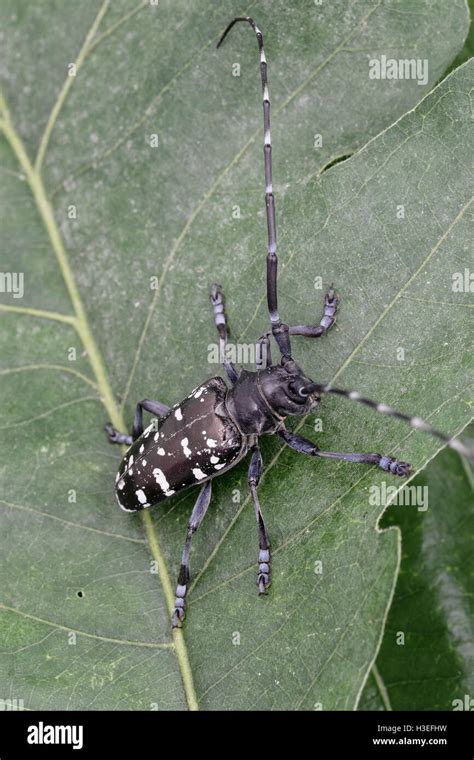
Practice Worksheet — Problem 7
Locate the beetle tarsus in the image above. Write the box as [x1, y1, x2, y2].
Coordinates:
[104, 423, 133, 446]
[378, 456, 412, 477]
[172, 600, 186, 628]
[288, 285, 338, 338]
[257, 549, 271, 595]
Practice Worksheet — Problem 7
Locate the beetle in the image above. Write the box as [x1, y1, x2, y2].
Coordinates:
[106, 16, 472, 628]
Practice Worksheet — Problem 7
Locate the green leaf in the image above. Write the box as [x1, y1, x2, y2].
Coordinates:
[0, 1, 471, 710]
[444, 0, 474, 77]
[359, 444, 474, 711]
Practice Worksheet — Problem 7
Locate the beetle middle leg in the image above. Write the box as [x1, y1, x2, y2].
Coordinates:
[105, 399, 170, 445]
[172, 480, 213, 628]
[248, 445, 271, 594]
[210, 283, 238, 384]
[278, 428, 412, 477]
[131, 399, 169, 439]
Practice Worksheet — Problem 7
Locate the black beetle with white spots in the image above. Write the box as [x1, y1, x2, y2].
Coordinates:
[106, 17, 473, 628]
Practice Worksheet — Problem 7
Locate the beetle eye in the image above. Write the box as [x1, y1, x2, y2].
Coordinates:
[288, 381, 308, 399]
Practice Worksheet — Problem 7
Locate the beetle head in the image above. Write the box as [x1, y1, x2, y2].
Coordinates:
[258, 359, 320, 418]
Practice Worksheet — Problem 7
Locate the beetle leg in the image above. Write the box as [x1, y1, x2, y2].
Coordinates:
[104, 424, 133, 446]
[248, 445, 271, 594]
[255, 332, 272, 370]
[105, 399, 169, 446]
[172, 480, 213, 628]
[278, 428, 412, 477]
[132, 399, 170, 440]
[210, 283, 238, 384]
[288, 285, 338, 338]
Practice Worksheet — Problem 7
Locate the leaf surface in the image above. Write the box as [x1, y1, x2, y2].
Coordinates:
[360, 445, 474, 711]
[0, 1, 471, 709]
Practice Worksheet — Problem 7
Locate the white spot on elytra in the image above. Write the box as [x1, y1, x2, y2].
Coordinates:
[214, 463, 225, 470]
[180, 437, 192, 458]
[192, 468, 206, 480]
[136, 489, 147, 504]
[128, 455, 134, 467]
[154, 432, 159, 442]
[139, 444, 144, 454]
[118, 479, 125, 490]
[157, 447, 165, 455]
[152, 468, 174, 496]
[142, 459, 147, 467]
[193, 387, 204, 399]
[210, 455, 219, 464]
[207, 438, 217, 448]
[174, 408, 183, 421]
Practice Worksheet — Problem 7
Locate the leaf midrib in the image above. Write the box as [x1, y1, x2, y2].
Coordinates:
[0, 91, 199, 712]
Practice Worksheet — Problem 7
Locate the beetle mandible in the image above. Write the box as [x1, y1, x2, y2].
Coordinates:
[106, 16, 472, 628]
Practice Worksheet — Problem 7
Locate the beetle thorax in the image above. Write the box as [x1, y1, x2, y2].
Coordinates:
[225, 365, 320, 435]
[225, 370, 283, 435]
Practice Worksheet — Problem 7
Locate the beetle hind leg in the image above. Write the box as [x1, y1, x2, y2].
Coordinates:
[172, 480, 213, 628]
[248, 445, 271, 595]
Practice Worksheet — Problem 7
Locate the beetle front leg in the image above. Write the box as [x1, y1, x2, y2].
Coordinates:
[172, 480, 213, 628]
[278, 428, 412, 477]
[288, 285, 338, 338]
[255, 332, 273, 370]
[248, 445, 271, 594]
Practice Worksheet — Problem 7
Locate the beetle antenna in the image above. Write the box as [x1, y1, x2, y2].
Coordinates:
[218, 17, 292, 360]
[303, 383, 474, 462]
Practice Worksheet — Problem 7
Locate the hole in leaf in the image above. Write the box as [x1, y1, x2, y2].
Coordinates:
[320, 153, 353, 174]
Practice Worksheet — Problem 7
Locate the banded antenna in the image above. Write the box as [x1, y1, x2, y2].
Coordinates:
[218, 18, 473, 465]
[218, 16, 292, 360]
[299, 382, 474, 462]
